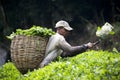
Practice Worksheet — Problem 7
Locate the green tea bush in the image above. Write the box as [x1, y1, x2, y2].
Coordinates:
[1, 50, 120, 80]
[0, 62, 23, 80]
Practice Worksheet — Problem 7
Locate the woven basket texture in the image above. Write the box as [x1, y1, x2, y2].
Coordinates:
[10, 35, 47, 73]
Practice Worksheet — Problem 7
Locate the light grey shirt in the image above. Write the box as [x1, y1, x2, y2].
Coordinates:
[45, 33, 64, 57]
[45, 33, 87, 57]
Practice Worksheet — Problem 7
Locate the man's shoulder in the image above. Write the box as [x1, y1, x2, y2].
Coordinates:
[49, 33, 65, 42]
[53, 33, 64, 39]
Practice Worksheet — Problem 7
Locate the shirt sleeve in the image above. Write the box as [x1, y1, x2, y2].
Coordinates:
[58, 37, 88, 53]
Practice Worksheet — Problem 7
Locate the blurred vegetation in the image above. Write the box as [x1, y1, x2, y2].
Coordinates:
[0, 50, 120, 80]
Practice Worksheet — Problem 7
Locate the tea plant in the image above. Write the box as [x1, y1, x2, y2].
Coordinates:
[25, 50, 120, 80]
[0, 62, 24, 80]
[1, 50, 120, 80]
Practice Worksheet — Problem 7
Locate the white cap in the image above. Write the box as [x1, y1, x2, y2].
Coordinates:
[55, 20, 73, 31]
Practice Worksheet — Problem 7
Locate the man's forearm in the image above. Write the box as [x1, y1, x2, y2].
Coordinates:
[61, 44, 88, 57]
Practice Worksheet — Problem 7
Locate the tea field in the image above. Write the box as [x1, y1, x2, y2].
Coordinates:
[0, 50, 120, 80]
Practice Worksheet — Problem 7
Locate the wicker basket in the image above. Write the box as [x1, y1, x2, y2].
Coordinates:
[10, 35, 48, 74]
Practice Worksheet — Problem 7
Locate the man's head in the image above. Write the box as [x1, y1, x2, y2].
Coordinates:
[55, 20, 73, 36]
[55, 20, 73, 31]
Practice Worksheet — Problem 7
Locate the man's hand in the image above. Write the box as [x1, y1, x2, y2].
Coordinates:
[86, 42, 94, 48]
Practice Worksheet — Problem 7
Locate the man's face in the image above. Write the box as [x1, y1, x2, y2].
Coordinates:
[59, 27, 70, 37]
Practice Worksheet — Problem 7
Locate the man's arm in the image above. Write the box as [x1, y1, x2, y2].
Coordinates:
[59, 39, 93, 57]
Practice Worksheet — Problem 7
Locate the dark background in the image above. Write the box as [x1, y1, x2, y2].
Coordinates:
[0, 0, 120, 52]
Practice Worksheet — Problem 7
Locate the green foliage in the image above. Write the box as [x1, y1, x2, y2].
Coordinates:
[97, 26, 101, 31]
[6, 25, 55, 40]
[112, 48, 119, 53]
[1, 50, 120, 80]
[109, 31, 115, 35]
[0, 62, 23, 80]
